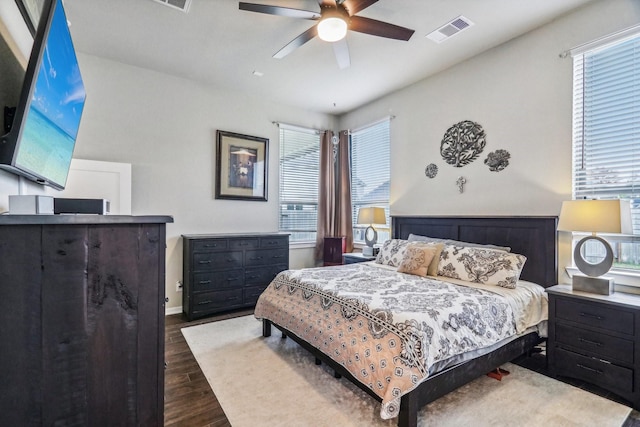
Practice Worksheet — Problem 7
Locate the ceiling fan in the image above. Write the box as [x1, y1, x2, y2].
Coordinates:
[238, 0, 415, 69]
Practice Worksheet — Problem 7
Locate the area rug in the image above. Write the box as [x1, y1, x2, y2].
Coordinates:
[182, 315, 632, 427]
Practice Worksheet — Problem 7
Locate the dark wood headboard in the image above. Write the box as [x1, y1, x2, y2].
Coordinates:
[392, 216, 558, 288]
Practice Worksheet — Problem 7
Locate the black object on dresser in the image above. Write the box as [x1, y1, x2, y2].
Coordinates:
[343, 252, 377, 264]
[0, 214, 172, 426]
[182, 233, 289, 320]
[547, 284, 640, 409]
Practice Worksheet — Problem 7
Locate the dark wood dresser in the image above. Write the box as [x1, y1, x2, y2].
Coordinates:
[182, 232, 289, 320]
[0, 214, 172, 426]
[547, 284, 640, 409]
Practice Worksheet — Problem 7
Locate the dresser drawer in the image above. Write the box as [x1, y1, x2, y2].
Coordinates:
[192, 239, 227, 252]
[244, 285, 268, 305]
[555, 347, 633, 395]
[555, 323, 634, 364]
[245, 264, 288, 286]
[245, 248, 288, 267]
[230, 238, 259, 250]
[260, 236, 288, 249]
[192, 289, 243, 313]
[556, 298, 634, 335]
[192, 270, 244, 291]
[193, 251, 243, 271]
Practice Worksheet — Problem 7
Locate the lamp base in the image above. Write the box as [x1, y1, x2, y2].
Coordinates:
[572, 274, 614, 295]
[362, 246, 374, 257]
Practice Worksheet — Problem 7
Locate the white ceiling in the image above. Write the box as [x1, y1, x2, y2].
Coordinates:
[62, 0, 595, 115]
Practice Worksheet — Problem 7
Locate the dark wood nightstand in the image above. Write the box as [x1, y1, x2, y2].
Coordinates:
[343, 252, 377, 264]
[547, 284, 640, 409]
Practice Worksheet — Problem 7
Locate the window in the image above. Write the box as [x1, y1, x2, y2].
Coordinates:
[571, 30, 640, 270]
[279, 126, 320, 243]
[350, 119, 391, 244]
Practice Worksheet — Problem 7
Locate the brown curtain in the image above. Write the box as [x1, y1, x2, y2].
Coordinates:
[315, 131, 336, 261]
[336, 130, 353, 252]
[314, 130, 353, 261]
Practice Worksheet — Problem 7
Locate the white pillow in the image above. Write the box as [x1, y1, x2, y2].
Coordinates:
[437, 245, 526, 289]
[375, 239, 410, 267]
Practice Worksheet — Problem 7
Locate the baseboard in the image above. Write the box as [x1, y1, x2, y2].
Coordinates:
[165, 306, 182, 316]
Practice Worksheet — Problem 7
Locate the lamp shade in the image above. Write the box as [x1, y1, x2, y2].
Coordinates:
[557, 199, 633, 235]
[357, 207, 386, 226]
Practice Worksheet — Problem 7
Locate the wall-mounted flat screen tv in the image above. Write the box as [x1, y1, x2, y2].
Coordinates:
[0, 0, 86, 190]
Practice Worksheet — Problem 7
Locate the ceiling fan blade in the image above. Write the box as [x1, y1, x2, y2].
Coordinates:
[341, 0, 378, 16]
[317, 0, 336, 7]
[349, 16, 414, 41]
[239, 3, 320, 20]
[332, 38, 351, 69]
[273, 25, 318, 59]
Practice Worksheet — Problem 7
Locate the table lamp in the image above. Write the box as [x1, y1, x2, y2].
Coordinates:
[357, 207, 386, 256]
[557, 199, 632, 295]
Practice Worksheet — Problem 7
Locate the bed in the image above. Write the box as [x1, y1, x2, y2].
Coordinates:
[255, 216, 557, 427]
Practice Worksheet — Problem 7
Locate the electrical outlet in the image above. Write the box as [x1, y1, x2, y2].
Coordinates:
[175, 280, 182, 292]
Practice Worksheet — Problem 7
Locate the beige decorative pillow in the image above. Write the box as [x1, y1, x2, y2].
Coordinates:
[437, 245, 526, 288]
[397, 243, 439, 277]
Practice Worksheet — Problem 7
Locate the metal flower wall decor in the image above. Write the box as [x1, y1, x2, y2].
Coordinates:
[425, 163, 438, 178]
[426, 120, 511, 194]
[440, 120, 486, 167]
[485, 149, 511, 172]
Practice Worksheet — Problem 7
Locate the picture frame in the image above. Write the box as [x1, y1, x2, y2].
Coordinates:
[215, 130, 268, 201]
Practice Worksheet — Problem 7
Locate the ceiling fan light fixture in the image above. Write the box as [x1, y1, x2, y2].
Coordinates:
[318, 16, 348, 42]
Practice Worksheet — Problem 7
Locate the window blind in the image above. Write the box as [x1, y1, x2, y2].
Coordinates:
[279, 127, 320, 242]
[350, 119, 390, 242]
[572, 34, 640, 232]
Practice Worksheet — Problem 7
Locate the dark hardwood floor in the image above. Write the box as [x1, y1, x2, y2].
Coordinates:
[164, 309, 253, 427]
[165, 310, 640, 426]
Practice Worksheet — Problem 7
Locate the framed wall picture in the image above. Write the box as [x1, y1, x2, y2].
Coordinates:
[215, 130, 268, 201]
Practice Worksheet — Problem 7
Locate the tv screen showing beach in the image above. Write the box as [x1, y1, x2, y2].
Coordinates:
[15, 0, 85, 188]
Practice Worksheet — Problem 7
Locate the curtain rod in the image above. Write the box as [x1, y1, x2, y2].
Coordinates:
[559, 23, 640, 58]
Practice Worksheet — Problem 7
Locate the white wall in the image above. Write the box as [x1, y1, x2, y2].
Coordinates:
[338, 0, 640, 285]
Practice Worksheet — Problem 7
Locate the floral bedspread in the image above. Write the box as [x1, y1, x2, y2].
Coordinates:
[254, 262, 531, 420]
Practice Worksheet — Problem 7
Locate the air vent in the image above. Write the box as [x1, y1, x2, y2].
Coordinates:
[426, 15, 474, 43]
[152, 0, 191, 13]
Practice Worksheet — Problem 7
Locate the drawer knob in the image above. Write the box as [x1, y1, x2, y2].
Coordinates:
[198, 260, 212, 264]
[197, 300, 213, 305]
[579, 312, 604, 321]
[579, 337, 602, 347]
[198, 280, 212, 285]
[576, 363, 603, 375]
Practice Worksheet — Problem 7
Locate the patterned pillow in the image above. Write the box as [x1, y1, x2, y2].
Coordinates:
[437, 245, 526, 289]
[375, 239, 410, 267]
[396, 243, 439, 277]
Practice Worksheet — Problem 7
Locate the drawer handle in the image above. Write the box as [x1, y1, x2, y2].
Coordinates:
[579, 312, 604, 321]
[240, 242, 249, 246]
[226, 296, 239, 301]
[273, 255, 283, 259]
[227, 277, 240, 281]
[198, 280, 212, 285]
[248, 275, 259, 279]
[226, 258, 236, 262]
[579, 338, 602, 347]
[203, 244, 218, 248]
[198, 260, 212, 265]
[576, 363, 603, 375]
[250, 256, 263, 260]
[197, 300, 213, 305]
[268, 241, 278, 245]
